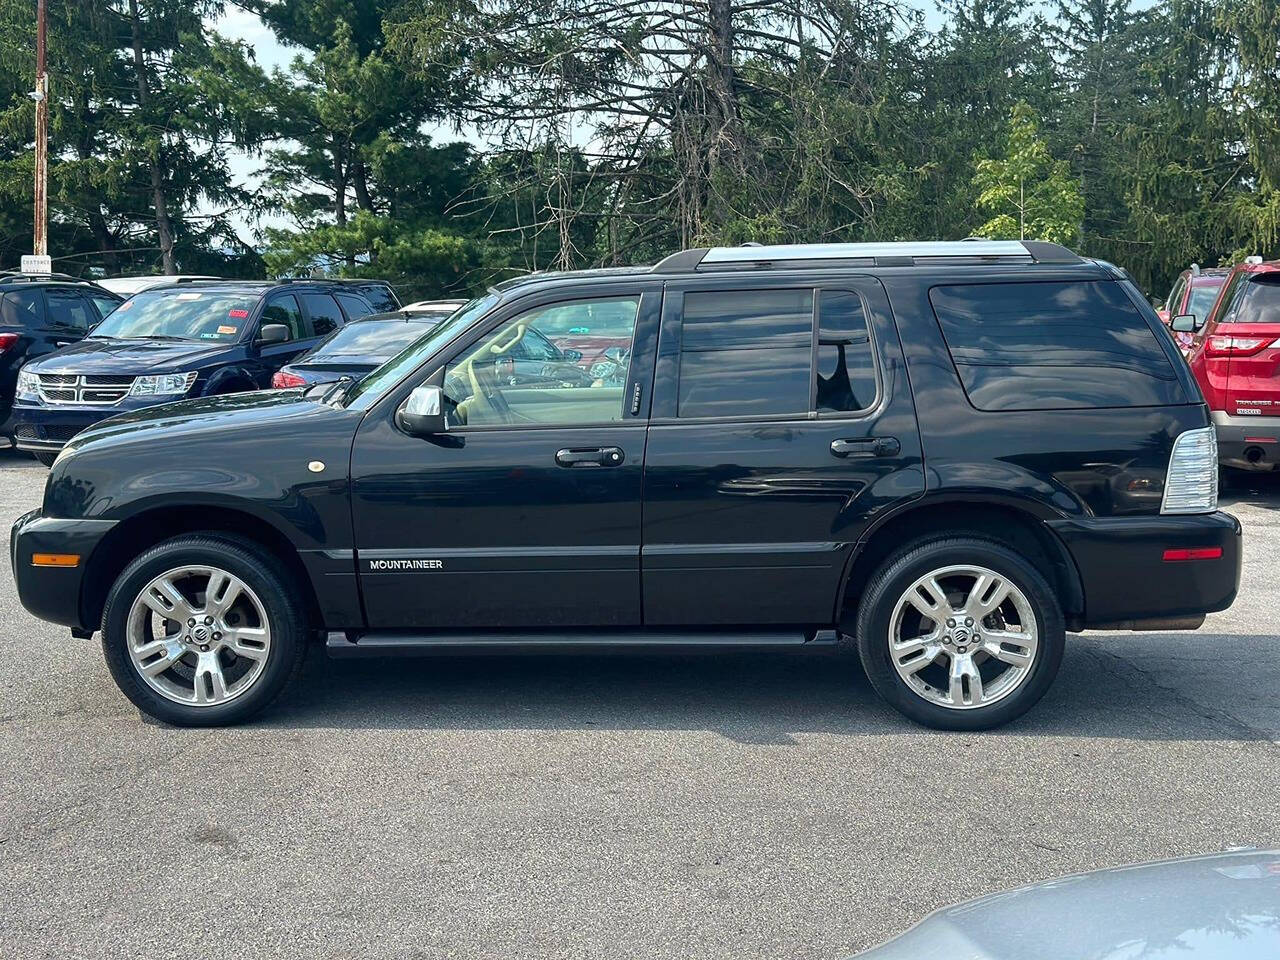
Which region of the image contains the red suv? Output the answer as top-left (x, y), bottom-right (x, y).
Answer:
top-left (1159, 265), bottom-right (1228, 354)
top-left (1177, 257), bottom-right (1280, 471)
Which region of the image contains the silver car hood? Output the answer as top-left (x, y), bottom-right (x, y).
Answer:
top-left (856, 849), bottom-right (1280, 960)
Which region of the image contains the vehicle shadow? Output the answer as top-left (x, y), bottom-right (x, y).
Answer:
top-left (264, 630), bottom-right (1277, 743)
top-left (1221, 468), bottom-right (1280, 510)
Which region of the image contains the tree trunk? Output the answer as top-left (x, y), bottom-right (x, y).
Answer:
top-left (128, 0), bottom-right (176, 274)
top-left (333, 143), bottom-right (347, 227)
top-left (352, 159), bottom-right (376, 213)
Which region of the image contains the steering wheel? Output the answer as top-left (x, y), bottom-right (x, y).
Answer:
top-left (458, 323), bottom-right (526, 424)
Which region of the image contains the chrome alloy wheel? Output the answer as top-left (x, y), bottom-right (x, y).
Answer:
top-left (125, 565), bottom-right (272, 707)
top-left (888, 564), bottom-right (1039, 710)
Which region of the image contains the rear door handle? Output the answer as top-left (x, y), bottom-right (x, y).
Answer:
top-left (556, 446), bottom-right (625, 467)
top-left (830, 437), bottom-right (900, 458)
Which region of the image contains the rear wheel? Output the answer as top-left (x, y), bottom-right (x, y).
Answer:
top-left (101, 535), bottom-right (307, 726)
top-left (855, 536), bottom-right (1064, 730)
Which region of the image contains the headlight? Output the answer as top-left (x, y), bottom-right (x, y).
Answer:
top-left (129, 371), bottom-right (198, 397)
top-left (15, 369), bottom-right (39, 400)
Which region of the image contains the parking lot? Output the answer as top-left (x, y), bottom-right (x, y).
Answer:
top-left (0, 449), bottom-right (1276, 960)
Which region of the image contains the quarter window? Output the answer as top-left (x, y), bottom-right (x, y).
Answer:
top-left (443, 296), bottom-right (640, 427)
top-left (930, 280), bottom-right (1185, 411)
top-left (1, 290), bottom-right (42, 327)
top-left (816, 290), bottom-right (876, 414)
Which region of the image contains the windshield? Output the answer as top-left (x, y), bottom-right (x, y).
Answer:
top-left (1186, 283), bottom-right (1223, 323)
top-left (309, 319), bottom-right (435, 359)
top-left (1229, 274), bottom-right (1280, 324)
top-left (343, 294), bottom-right (499, 408)
top-left (91, 290), bottom-right (258, 342)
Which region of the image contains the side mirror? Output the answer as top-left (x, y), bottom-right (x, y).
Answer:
top-left (561, 348), bottom-right (584, 363)
top-left (1170, 314), bottom-right (1198, 333)
top-left (396, 384), bottom-right (446, 436)
top-left (258, 323), bottom-right (291, 344)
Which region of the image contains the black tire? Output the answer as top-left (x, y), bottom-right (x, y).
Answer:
top-left (854, 536), bottom-right (1065, 731)
top-left (101, 535), bottom-right (307, 726)
top-left (33, 451), bottom-right (58, 467)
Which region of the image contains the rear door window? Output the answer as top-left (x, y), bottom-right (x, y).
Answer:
top-left (45, 289), bottom-right (96, 333)
top-left (673, 287), bottom-right (878, 419)
top-left (300, 293), bottom-right (344, 337)
top-left (929, 280), bottom-right (1186, 411)
top-left (677, 289), bottom-right (812, 418)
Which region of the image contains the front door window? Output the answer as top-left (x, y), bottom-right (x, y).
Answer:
top-left (442, 296), bottom-right (640, 427)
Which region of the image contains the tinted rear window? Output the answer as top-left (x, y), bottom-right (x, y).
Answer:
top-left (930, 280), bottom-right (1185, 411)
top-left (1226, 274), bottom-right (1280, 324)
top-left (677, 289), bottom-right (813, 418)
top-left (310, 319), bottom-right (429, 358)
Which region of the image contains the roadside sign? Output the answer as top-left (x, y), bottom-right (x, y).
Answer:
top-left (20, 254), bottom-right (52, 274)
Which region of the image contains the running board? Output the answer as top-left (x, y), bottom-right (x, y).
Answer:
top-left (326, 629), bottom-right (838, 657)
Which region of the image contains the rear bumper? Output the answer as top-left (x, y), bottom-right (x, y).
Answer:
top-left (10, 509), bottom-right (117, 630)
top-left (1048, 510), bottom-right (1242, 628)
top-left (1213, 410), bottom-right (1280, 471)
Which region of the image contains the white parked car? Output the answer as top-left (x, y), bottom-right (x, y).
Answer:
top-left (400, 298), bottom-right (469, 317)
top-left (96, 275), bottom-right (219, 296)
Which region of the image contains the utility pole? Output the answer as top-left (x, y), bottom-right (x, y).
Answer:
top-left (33, 0), bottom-right (48, 259)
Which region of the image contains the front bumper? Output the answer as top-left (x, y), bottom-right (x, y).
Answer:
top-left (11, 509), bottom-right (117, 630)
top-left (1213, 410), bottom-right (1280, 471)
top-left (10, 395), bottom-right (182, 452)
top-left (1048, 510), bottom-right (1241, 628)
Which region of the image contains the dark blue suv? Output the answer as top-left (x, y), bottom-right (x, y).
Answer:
top-left (12, 279), bottom-right (376, 464)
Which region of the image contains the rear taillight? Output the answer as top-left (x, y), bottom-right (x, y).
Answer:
top-left (1161, 426), bottom-right (1218, 515)
top-left (0, 332), bottom-right (18, 352)
top-left (272, 371), bottom-right (306, 389)
top-left (1205, 335), bottom-right (1279, 357)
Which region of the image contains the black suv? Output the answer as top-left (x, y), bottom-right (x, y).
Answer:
top-left (10, 279), bottom-right (374, 464)
top-left (0, 272), bottom-right (122, 446)
top-left (9, 242), bottom-right (1241, 729)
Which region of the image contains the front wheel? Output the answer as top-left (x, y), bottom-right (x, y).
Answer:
top-left (855, 536), bottom-right (1064, 730)
top-left (33, 451), bottom-right (58, 467)
top-left (101, 535), bottom-right (307, 726)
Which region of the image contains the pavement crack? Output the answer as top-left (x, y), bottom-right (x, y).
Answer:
top-left (1081, 638), bottom-right (1279, 746)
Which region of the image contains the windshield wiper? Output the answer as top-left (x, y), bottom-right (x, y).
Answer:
top-left (322, 375), bottom-right (356, 404)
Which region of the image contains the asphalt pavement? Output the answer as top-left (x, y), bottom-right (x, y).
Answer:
top-left (1, 449), bottom-right (1278, 959)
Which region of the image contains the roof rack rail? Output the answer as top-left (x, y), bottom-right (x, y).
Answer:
top-left (652, 240), bottom-right (1083, 273)
top-left (0, 269), bottom-right (95, 284)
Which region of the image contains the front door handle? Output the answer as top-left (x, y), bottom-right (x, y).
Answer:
top-left (555, 446), bottom-right (625, 467)
top-left (830, 437), bottom-right (900, 458)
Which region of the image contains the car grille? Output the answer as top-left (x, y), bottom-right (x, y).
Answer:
top-left (36, 374), bottom-right (135, 405)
